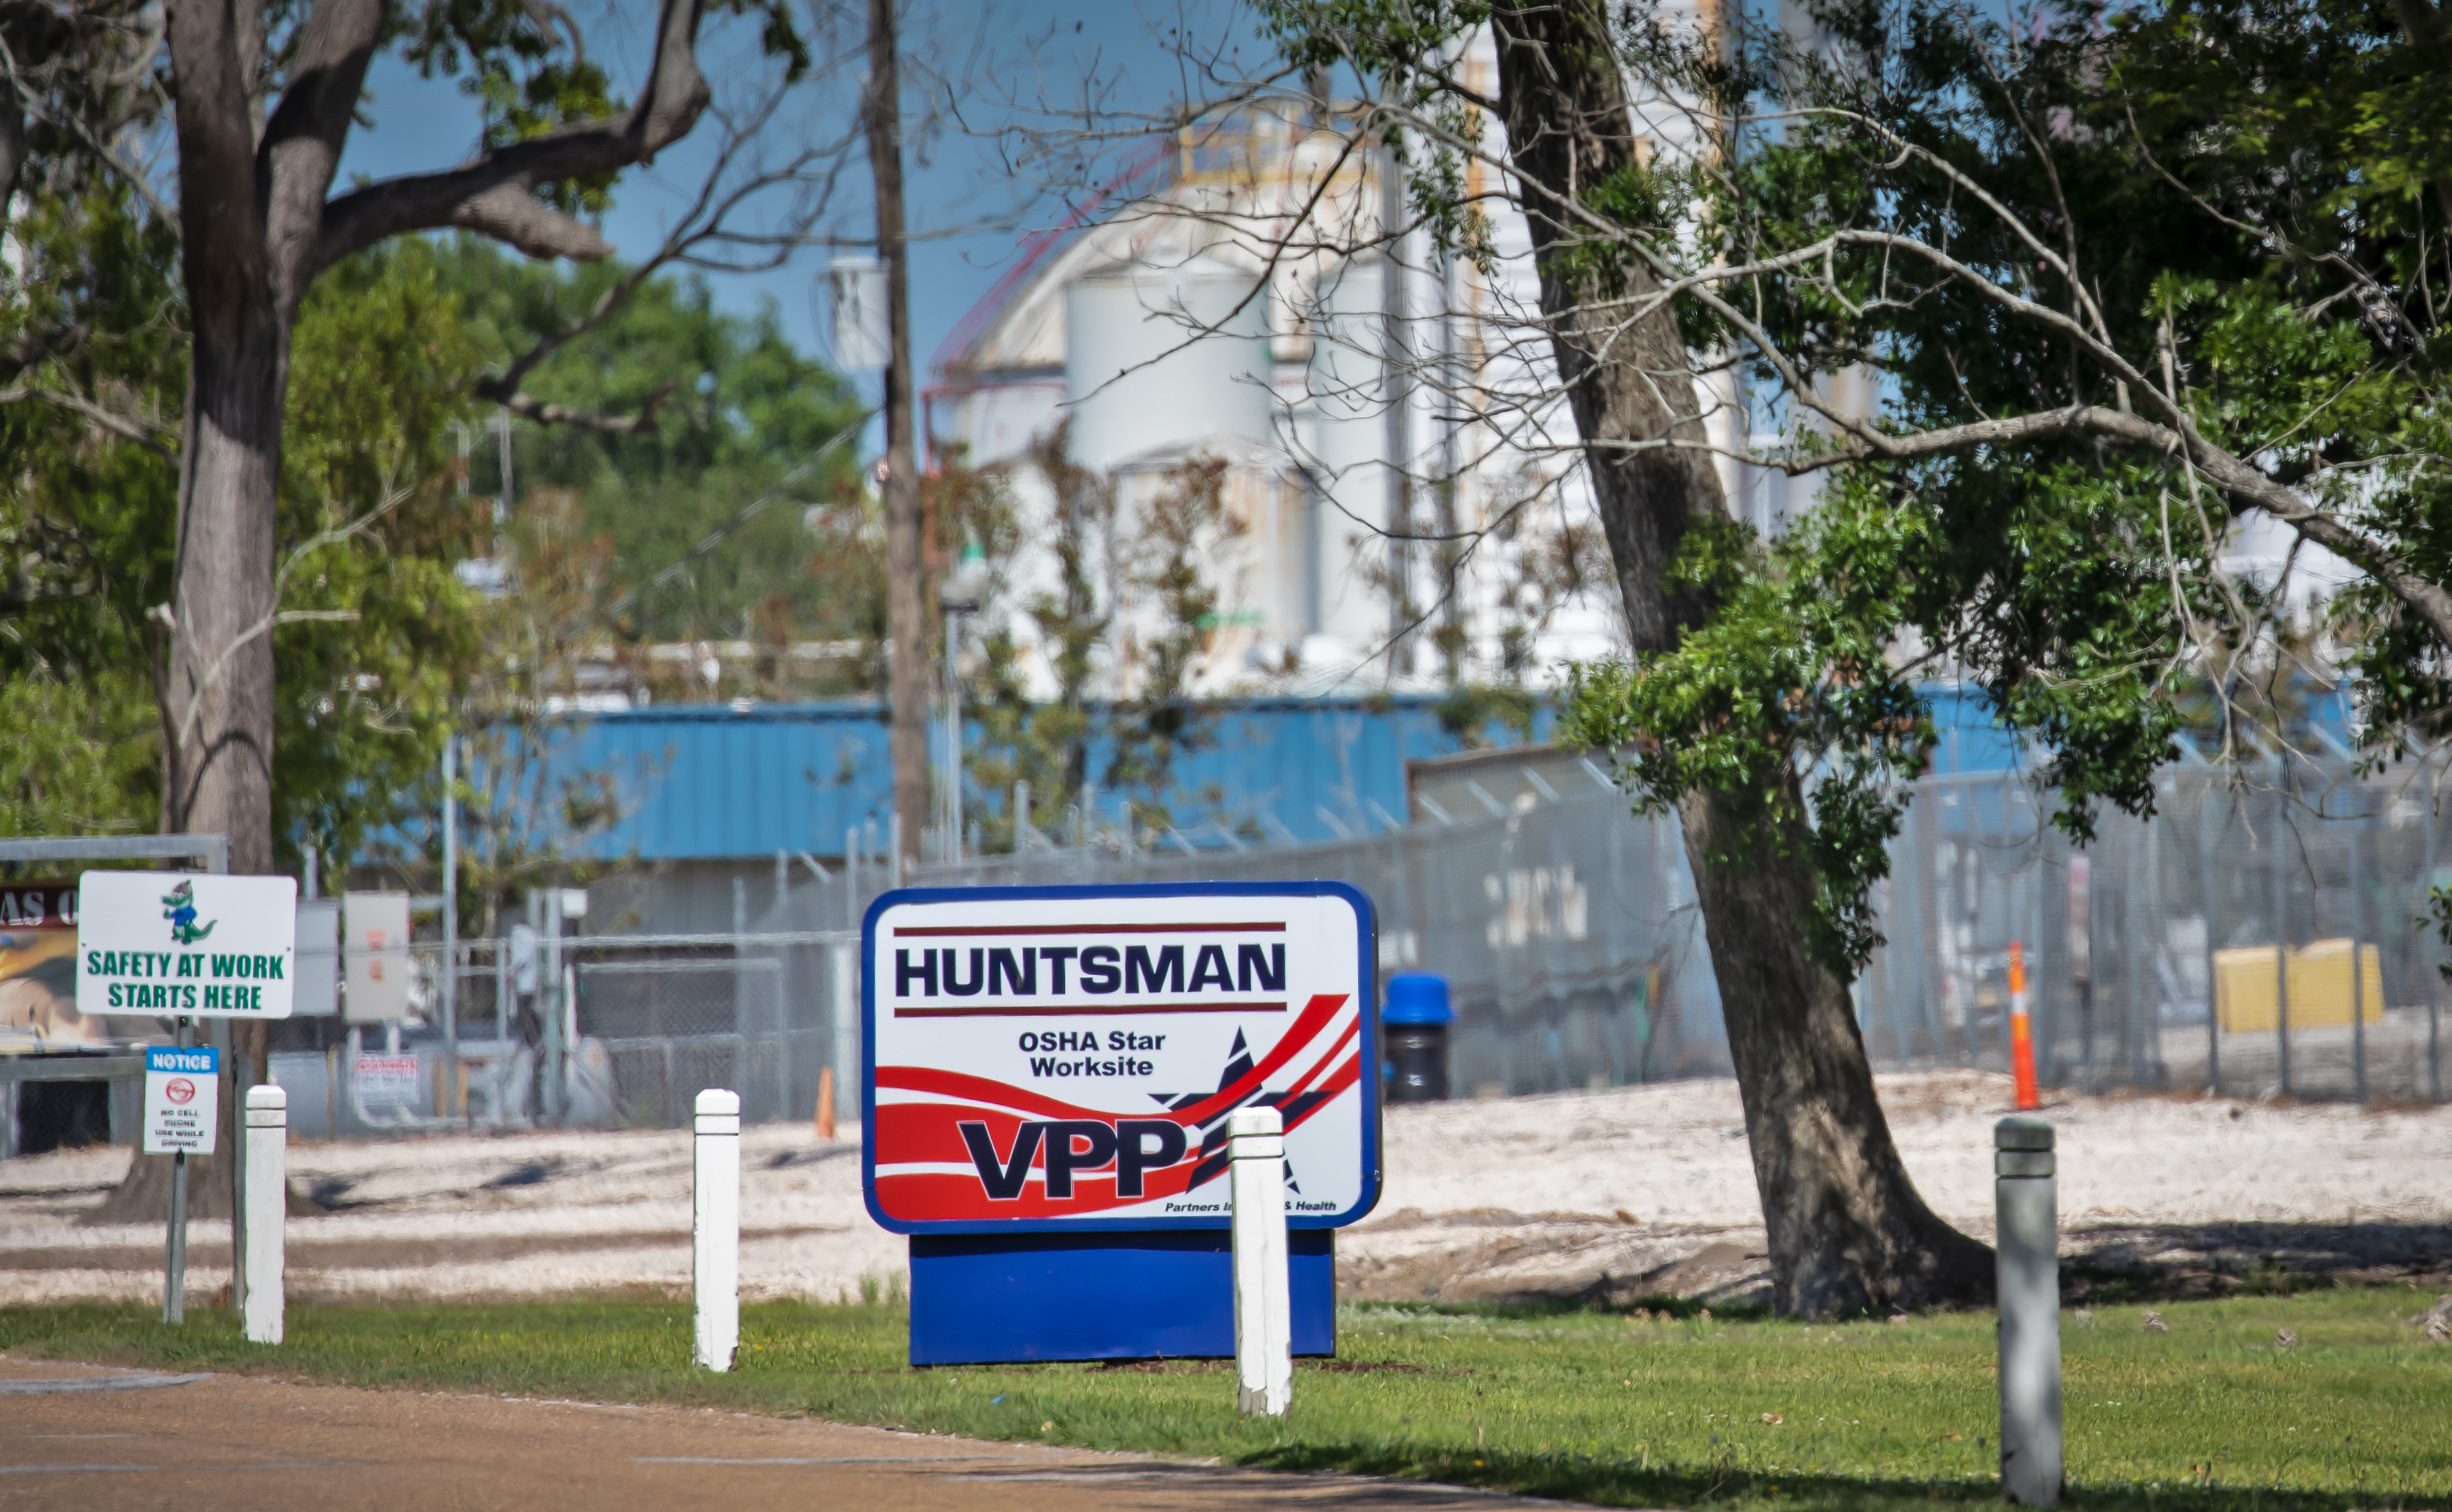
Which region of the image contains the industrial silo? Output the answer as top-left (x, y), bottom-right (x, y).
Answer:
top-left (1064, 254), bottom-right (1273, 473)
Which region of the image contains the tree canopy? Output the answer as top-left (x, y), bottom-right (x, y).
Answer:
top-left (1546, 0), bottom-right (2452, 974)
top-left (0, 207), bottom-right (874, 876)
top-left (436, 237), bottom-right (872, 665)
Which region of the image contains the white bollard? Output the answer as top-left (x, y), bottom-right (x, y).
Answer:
top-left (1996, 1114), bottom-right (2062, 1505)
top-left (1228, 1105), bottom-right (1291, 1418)
top-left (694, 1088), bottom-right (741, 1371)
top-left (242, 1085), bottom-right (287, 1345)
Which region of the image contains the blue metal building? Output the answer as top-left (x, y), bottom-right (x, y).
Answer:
top-left (541, 685), bottom-right (2144, 932)
top-left (555, 695), bottom-right (1566, 864)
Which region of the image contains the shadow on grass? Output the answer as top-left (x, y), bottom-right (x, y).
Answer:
top-left (2060, 1221), bottom-right (2452, 1304)
top-left (1241, 1442), bottom-right (2432, 1512)
top-left (1347, 1295), bottom-right (1773, 1323)
top-left (1362, 1221), bottom-right (2452, 1316)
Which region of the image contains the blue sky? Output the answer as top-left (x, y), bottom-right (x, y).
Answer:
top-left (335, 0), bottom-right (1261, 434)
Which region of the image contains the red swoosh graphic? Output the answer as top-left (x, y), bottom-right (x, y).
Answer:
top-left (1170, 993), bottom-right (1347, 1125)
top-left (1278, 1017), bottom-right (1360, 1104)
top-left (875, 1067), bottom-right (1116, 1123)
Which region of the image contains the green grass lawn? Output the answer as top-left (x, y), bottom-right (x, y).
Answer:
top-left (4, 1289), bottom-right (2446, 1511)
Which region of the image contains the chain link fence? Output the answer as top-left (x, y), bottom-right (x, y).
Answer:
top-left (756, 758), bottom-right (2450, 1112)
top-left (293, 758), bottom-right (2446, 1135)
top-left (275, 930), bottom-right (859, 1136)
top-left (1860, 763), bottom-right (2448, 1104)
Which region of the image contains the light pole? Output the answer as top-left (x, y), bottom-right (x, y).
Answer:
top-left (939, 545), bottom-right (988, 864)
top-left (441, 734), bottom-right (459, 1123)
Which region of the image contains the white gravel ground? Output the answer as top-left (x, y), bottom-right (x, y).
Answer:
top-left (4, 1069), bottom-right (2448, 1307)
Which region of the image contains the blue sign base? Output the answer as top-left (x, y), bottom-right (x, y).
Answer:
top-left (907, 1229), bottom-right (1336, 1365)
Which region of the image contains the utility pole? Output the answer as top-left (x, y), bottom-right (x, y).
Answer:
top-left (490, 410), bottom-right (514, 546)
top-left (1433, 238), bottom-right (1463, 681)
top-left (441, 734), bottom-right (460, 1125)
top-left (866, 0), bottom-right (927, 869)
top-left (940, 547), bottom-right (987, 863)
top-left (1380, 129), bottom-right (1415, 675)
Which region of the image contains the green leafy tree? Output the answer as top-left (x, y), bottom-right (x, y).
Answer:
top-left (1563, 0), bottom-right (2452, 949)
top-left (436, 238), bottom-right (873, 691)
top-left (1, 188), bottom-right (489, 1218)
top-left (278, 240), bottom-right (487, 882)
top-left (2, 0), bottom-right (779, 1218)
top-left (0, 678), bottom-right (159, 841)
top-left (0, 185), bottom-right (482, 870)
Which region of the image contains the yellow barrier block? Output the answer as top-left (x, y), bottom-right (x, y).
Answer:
top-left (2212, 938), bottom-right (2385, 1033)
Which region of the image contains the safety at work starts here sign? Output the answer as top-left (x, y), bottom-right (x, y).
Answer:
top-left (862, 883), bottom-right (1380, 1233)
top-left (75, 871), bottom-right (299, 1019)
top-left (143, 1044), bottom-right (220, 1154)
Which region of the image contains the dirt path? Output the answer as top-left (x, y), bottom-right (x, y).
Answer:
top-left (0, 1361), bottom-right (1538, 1512)
top-left (6, 1069), bottom-right (2450, 1307)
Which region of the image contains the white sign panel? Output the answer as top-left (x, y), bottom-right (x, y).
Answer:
top-left (353, 1053), bottom-right (424, 1111)
top-left (863, 883), bottom-right (1380, 1233)
top-left (295, 898), bottom-right (341, 1016)
top-left (76, 872), bottom-right (299, 1019)
top-left (143, 1044), bottom-right (220, 1154)
top-left (343, 891), bottom-right (413, 1023)
top-left (829, 256), bottom-right (890, 368)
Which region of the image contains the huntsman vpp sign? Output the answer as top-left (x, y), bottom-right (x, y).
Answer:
top-left (862, 883), bottom-right (1379, 1233)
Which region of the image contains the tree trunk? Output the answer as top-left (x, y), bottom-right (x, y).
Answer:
top-left (86, 1145), bottom-right (324, 1225)
top-left (164, 329), bottom-right (284, 876)
top-left (137, 0), bottom-right (297, 1232)
top-left (1683, 781), bottom-right (1993, 1313)
top-left (85, 1149), bottom-right (233, 1226)
top-left (867, 0), bottom-right (929, 868)
top-left (1492, 0), bottom-right (1989, 1315)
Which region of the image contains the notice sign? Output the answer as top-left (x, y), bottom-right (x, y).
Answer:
top-left (76, 872), bottom-right (299, 1019)
top-left (863, 883), bottom-right (1379, 1234)
top-left (353, 1054), bottom-right (424, 1111)
top-left (143, 1045), bottom-right (220, 1153)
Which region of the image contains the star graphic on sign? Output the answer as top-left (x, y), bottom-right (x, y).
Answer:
top-left (1148, 1028), bottom-right (1302, 1194)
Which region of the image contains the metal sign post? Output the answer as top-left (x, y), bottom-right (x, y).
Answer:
top-left (863, 881), bottom-right (1380, 1365)
top-left (166, 1144), bottom-right (188, 1324)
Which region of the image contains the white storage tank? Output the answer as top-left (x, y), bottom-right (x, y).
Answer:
top-left (1065, 254), bottom-right (1273, 473)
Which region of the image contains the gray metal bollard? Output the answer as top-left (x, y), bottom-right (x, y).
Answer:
top-left (1995, 1115), bottom-right (2062, 1505)
top-left (242, 1085), bottom-right (287, 1344)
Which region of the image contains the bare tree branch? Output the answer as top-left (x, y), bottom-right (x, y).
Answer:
top-left (484, 378), bottom-right (682, 434)
top-left (308, 0), bottom-right (710, 279)
top-left (0, 383), bottom-right (176, 457)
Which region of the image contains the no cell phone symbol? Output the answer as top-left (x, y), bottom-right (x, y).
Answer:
top-left (164, 1077), bottom-right (197, 1105)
